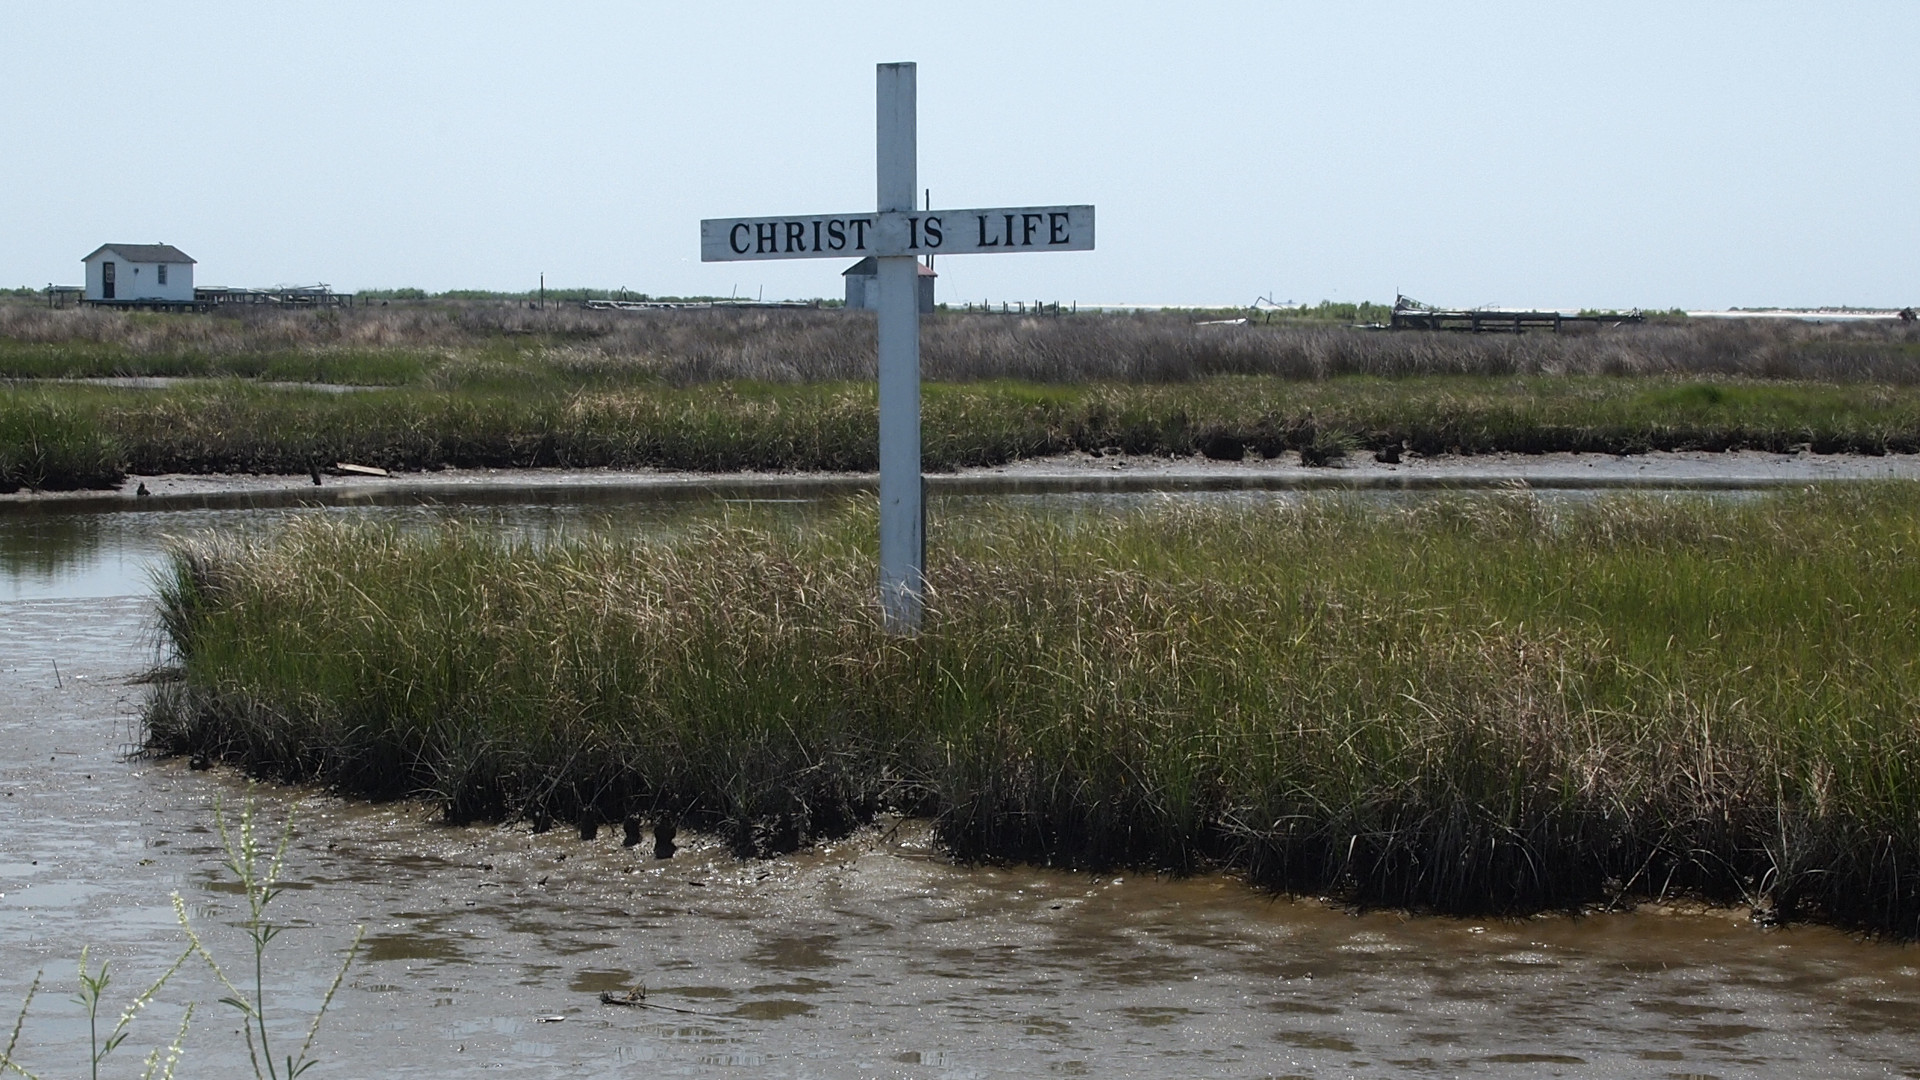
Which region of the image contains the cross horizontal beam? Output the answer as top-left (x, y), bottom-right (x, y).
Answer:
top-left (700, 205), bottom-right (1094, 262)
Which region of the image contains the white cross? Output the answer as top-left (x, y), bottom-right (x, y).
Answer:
top-left (702, 62), bottom-right (1095, 632)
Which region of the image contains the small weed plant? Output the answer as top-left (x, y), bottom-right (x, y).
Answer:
top-left (0, 794), bottom-right (361, 1080)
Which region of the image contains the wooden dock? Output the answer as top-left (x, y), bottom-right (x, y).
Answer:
top-left (78, 297), bottom-right (213, 313)
top-left (194, 286), bottom-right (355, 309)
top-left (580, 299), bottom-right (820, 311)
top-left (1390, 295), bottom-right (1644, 332)
top-left (68, 285), bottom-right (355, 313)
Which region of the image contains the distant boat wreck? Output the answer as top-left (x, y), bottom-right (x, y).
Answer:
top-left (1390, 295), bottom-right (1645, 333)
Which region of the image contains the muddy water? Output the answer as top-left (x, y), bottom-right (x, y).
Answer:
top-left (5, 488), bottom-right (1920, 1078)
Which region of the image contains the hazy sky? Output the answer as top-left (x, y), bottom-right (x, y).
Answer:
top-left (4, 3), bottom-right (1915, 308)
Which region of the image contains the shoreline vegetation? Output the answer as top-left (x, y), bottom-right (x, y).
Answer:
top-left (3, 303), bottom-right (1920, 492)
top-left (149, 488), bottom-right (1920, 936)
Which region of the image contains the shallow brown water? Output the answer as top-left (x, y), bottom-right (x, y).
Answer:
top-left (5, 492), bottom-right (1920, 1077)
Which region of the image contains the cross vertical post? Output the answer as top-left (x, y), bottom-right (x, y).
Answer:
top-left (875, 61), bottom-right (923, 633)
top-left (698, 64), bottom-right (1093, 633)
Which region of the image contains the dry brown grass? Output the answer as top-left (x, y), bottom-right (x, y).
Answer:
top-left (5, 300), bottom-right (1918, 384)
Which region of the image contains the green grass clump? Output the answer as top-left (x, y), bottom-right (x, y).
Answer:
top-left (149, 486), bottom-right (1920, 934)
top-left (0, 392), bottom-right (121, 492)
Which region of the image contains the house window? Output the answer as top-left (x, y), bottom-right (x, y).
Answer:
top-left (157, 264), bottom-right (168, 285)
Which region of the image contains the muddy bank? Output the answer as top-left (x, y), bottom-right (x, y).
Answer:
top-left (8, 448), bottom-right (1920, 514)
top-left (10, 481), bottom-right (1920, 1075)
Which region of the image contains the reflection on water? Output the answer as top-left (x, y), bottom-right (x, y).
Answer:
top-left (0, 513), bottom-right (122, 599)
top-left (0, 494), bottom-right (829, 601)
top-left (0, 483), bottom-right (1759, 603)
top-left (4, 481), bottom-right (1918, 1077)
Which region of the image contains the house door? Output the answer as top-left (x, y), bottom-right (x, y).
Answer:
top-left (102, 262), bottom-right (115, 299)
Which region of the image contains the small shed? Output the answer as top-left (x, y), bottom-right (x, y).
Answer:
top-left (82, 244), bottom-right (196, 303)
top-left (842, 258), bottom-right (936, 313)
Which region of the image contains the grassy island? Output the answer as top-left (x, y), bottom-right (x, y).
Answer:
top-left (4, 302), bottom-right (1920, 491)
top-left (148, 486), bottom-right (1920, 935)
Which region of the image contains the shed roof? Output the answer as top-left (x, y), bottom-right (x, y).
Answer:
top-left (83, 244), bottom-right (196, 264)
top-left (842, 257), bottom-right (936, 277)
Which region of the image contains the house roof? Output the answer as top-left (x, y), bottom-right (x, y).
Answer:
top-left (842, 257), bottom-right (936, 277)
top-left (83, 244), bottom-right (196, 264)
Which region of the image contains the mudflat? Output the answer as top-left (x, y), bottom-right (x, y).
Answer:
top-left (8, 594), bottom-right (1920, 1078)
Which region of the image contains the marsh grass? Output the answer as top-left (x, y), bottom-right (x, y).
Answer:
top-left (5, 302), bottom-right (1920, 386)
top-left (147, 486), bottom-right (1920, 934)
top-left (0, 394), bottom-right (122, 492)
top-left (5, 300), bottom-right (1920, 491)
top-left (8, 373), bottom-right (1920, 491)
top-left (0, 341), bottom-right (433, 385)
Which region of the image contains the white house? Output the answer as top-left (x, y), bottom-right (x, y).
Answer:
top-left (82, 244), bottom-right (196, 303)
top-left (842, 257), bottom-right (936, 313)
